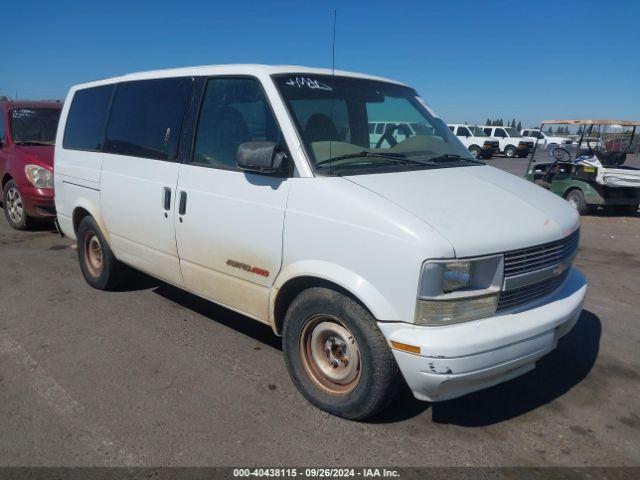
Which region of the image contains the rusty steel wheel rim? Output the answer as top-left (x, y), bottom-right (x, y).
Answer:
top-left (83, 231), bottom-right (103, 278)
top-left (299, 314), bottom-right (361, 396)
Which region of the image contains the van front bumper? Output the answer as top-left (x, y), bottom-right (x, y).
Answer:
top-left (377, 267), bottom-right (587, 402)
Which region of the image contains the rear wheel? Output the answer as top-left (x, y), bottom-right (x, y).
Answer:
top-left (504, 145), bottom-right (517, 158)
top-left (565, 189), bottom-right (591, 215)
top-left (3, 180), bottom-right (33, 230)
top-left (77, 216), bottom-right (129, 290)
top-left (282, 287), bottom-right (400, 420)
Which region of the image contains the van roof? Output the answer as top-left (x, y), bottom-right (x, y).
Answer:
top-left (69, 64), bottom-right (408, 90)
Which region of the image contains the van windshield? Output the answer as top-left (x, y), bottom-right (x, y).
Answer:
top-left (10, 108), bottom-right (61, 145)
top-left (273, 74), bottom-right (480, 175)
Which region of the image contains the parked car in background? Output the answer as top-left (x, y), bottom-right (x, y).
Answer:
top-left (55, 65), bottom-right (586, 420)
top-left (481, 126), bottom-right (533, 157)
top-left (0, 99), bottom-right (62, 230)
top-left (521, 128), bottom-right (575, 150)
top-left (447, 124), bottom-right (499, 158)
top-left (368, 121), bottom-right (435, 148)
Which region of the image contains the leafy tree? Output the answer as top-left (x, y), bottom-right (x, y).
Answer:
top-left (548, 126), bottom-right (554, 134)
top-left (486, 117), bottom-right (491, 126)
top-left (517, 121), bottom-right (522, 130)
top-left (510, 118), bottom-right (516, 128)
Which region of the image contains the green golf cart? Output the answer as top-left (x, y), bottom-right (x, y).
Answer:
top-left (524, 119), bottom-right (640, 214)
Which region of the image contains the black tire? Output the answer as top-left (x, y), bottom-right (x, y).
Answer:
top-left (77, 216), bottom-right (129, 290)
top-left (468, 145), bottom-right (481, 159)
top-left (282, 287), bottom-right (401, 420)
top-left (504, 145), bottom-right (517, 158)
top-left (565, 189), bottom-right (591, 215)
top-left (3, 180), bottom-right (34, 230)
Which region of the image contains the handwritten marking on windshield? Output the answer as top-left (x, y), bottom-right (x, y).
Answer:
top-left (285, 77), bottom-right (333, 91)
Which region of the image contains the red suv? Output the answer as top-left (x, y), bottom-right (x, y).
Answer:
top-left (0, 99), bottom-right (62, 230)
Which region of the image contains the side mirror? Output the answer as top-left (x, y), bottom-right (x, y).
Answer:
top-left (236, 142), bottom-right (287, 174)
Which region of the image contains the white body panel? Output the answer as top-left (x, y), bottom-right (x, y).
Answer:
top-left (54, 64), bottom-right (587, 404)
top-left (175, 166), bottom-right (290, 322)
top-left (100, 154), bottom-right (183, 285)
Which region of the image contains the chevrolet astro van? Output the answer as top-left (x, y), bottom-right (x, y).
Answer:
top-left (54, 65), bottom-right (587, 420)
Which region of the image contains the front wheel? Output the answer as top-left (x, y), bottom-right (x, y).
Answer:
top-left (504, 146), bottom-right (517, 158)
top-left (282, 287), bottom-right (401, 420)
top-left (3, 180), bottom-right (33, 230)
top-left (565, 189), bottom-right (591, 215)
top-left (468, 145), bottom-right (481, 159)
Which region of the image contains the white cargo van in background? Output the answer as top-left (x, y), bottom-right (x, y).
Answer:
top-left (482, 125), bottom-right (535, 157)
top-left (448, 124), bottom-right (499, 158)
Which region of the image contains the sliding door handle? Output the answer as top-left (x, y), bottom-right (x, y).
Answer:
top-left (163, 187), bottom-right (172, 211)
top-left (178, 191), bottom-right (187, 216)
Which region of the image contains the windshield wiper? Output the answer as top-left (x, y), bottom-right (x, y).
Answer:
top-left (315, 151), bottom-right (436, 167)
top-left (428, 154), bottom-right (484, 164)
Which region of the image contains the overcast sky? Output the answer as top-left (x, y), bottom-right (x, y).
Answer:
top-left (2, 0), bottom-right (638, 127)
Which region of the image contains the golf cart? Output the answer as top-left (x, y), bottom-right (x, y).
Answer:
top-left (524, 119), bottom-right (640, 214)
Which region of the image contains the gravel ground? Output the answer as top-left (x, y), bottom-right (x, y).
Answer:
top-left (0, 161), bottom-right (639, 467)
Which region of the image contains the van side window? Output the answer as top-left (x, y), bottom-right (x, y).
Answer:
top-left (448, 125), bottom-right (454, 132)
top-left (192, 77), bottom-right (282, 171)
top-left (495, 128), bottom-right (507, 138)
top-left (457, 126), bottom-right (470, 137)
top-left (483, 128), bottom-right (492, 136)
top-left (104, 78), bottom-right (192, 161)
top-left (63, 85), bottom-right (114, 151)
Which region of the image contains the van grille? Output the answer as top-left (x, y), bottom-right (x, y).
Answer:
top-left (503, 229), bottom-right (580, 277)
top-left (497, 269), bottom-right (570, 312)
top-left (496, 230), bottom-right (580, 312)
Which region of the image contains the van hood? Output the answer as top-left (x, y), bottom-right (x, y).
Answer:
top-left (15, 145), bottom-right (54, 169)
top-left (344, 165), bottom-right (579, 257)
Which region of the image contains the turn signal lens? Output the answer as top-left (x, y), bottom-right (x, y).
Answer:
top-left (390, 341), bottom-right (421, 355)
top-left (416, 294), bottom-right (498, 326)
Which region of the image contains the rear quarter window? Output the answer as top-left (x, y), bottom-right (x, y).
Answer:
top-left (63, 85), bottom-right (114, 151)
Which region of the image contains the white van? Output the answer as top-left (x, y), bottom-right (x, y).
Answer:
top-left (55, 65), bottom-right (587, 420)
top-left (447, 124), bottom-right (499, 158)
top-left (368, 121), bottom-right (435, 148)
top-left (481, 125), bottom-right (535, 157)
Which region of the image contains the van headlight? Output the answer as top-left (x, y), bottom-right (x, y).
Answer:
top-left (416, 255), bottom-right (504, 325)
top-left (25, 165), bottom-right (53, 189)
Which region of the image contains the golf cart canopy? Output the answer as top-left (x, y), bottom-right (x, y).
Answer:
top-left (541, 119), bottom-right (640, 126)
